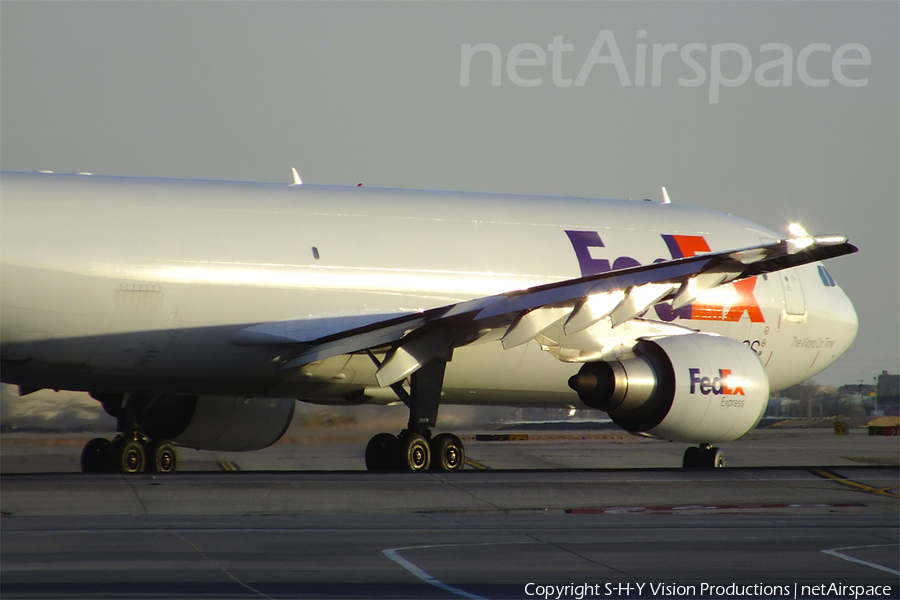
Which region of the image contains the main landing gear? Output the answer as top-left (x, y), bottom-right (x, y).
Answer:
top-left (81, 435), bottom-right (178, 473)
top-left (365, 431), bottom-right (465, 472)
top-left (364, 354), bottom-right (466, 472)
top-left (80, 393), bottom-right (179, 473)
top-left (682, 444), bottom-right (724, 468)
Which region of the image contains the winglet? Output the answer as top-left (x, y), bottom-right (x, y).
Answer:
top-left (662, 186), bottom-right (671, 204)
top-left (291, 168), bottom-right (303, 186)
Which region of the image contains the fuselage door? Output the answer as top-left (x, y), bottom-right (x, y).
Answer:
top-left (780, 268), bottom-right (806, 316)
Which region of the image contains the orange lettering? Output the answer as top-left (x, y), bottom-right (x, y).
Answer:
top-left (691, 302), bottom-right (724, 320)
top-left (672, 235), bottom-right (711, 258)
top-left (724, 278), bottom-right (765, 323)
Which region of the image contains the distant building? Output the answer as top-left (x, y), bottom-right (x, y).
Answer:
top-left (876, 371), bottom-right (899, 416)
top-left (839, 383), bottom-right (875, 397)
top-left (878, 371), bottom-right (899, 398)
top-left (765, 397), bottom-right (789, 417)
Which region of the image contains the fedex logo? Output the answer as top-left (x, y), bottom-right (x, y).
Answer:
top-left (661, 234), bottom-right (711, 259)
top-left (689, 368), bottom-right (745, 396)
top-left (565, 230), bottom-right (765, 323)
top-left (564, 230), bottom-right (642, 276)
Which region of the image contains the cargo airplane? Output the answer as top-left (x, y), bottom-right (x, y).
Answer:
top-left (0, 172), bottom-right (858, 472)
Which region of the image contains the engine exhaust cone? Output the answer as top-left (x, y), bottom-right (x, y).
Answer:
top-left (569, 362), bottom-right (623, 410)
top-left (567, 372), bottom-right (597, 393)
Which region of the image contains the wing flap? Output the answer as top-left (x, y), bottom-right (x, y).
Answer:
top-left (502, 306), bottom-right (573, 349)
top-left (608, 283), bottom-right (678, 327)
top-left (374, 327), bottom-right (454, 387)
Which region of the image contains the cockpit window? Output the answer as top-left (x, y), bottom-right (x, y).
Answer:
top-left (817, 265), bottom-right (836, 287)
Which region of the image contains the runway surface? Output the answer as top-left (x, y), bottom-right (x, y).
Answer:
top-left (2, 426), bottom-right (898, 473)
top-left (2, 430), bottom-right (898, 599)
top-left (2, 509), bottom-right (898, 599)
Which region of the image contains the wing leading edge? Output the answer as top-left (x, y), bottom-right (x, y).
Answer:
top-left (231, 235), bottom-right (856, 387)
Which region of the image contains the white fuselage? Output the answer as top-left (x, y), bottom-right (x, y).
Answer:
top-left (0, 173), bottom-right (858, 408)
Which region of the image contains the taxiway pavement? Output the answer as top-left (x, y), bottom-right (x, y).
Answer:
top-left (2, 428), bottom-right (898, 599)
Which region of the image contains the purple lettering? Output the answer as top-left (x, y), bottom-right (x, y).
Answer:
top-left (689, 368), bottom-right (702, 394)
top-left (655, 302), bottom-right (693, 322)
top-left (565, 230), bottom-right (610, 276)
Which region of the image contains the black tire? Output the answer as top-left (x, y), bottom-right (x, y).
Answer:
top-left (147, 440), bottom-right (178, 473)
top-left (400, 433), bottom-right (431, 471)
top-left (81, 438), bottom-right (112, 473)
top-left (365, 433), bottom-right (399, 471)
top-left (682, 446), bottom-right (700, 468)
top-left (430, 433), bottom-right (465, 471)
top-left (113, 438), bottom-right (146, 473)
top-left (706, 447), bottom-right (724, 468)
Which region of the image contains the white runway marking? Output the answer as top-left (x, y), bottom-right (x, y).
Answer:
top-left (383, 546), bottom-right (489, 600)
top-left (383, 541), bottom-right (533, 600)
top-left (821, 544), bottom-right (900, 576)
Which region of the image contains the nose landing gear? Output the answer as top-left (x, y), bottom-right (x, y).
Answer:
top-left (683, 444), bottom-right (724, 468)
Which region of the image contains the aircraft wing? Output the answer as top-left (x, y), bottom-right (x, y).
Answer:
top-left (231, 235), bottom-right (856, 387)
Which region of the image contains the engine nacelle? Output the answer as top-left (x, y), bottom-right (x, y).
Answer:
top-left (122, 394), bottom-right (295, 451)
top-left (569, 333), bottom-right (768, 443)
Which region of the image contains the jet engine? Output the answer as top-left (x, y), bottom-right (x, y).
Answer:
top-left (105, 394), bottom-right (296, 451)
top-left (568, 333), bottom-right (768, 443)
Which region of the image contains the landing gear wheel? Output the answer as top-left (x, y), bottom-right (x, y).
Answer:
top-left (365, 433), bottom-right (400, 471)
top-left (682, 446), bottom-right (700, 469)
top-left (113, 438), bottom-right (146, 473)
top-left (430, 433), bottom-right (465, 471)
top-left (683, 445), bottom-right (724, 469)
top-left (704, 447), bottom-right (724, 468)
top-left (147, 440), bottom-right (178, 473)
top-left (81, 438), bottom-right (113, 473)
top-left (400, 433), bottom-right (431, 471)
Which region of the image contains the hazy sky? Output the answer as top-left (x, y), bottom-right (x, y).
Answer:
top-left (1, 1), bottom-right (897, 387)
